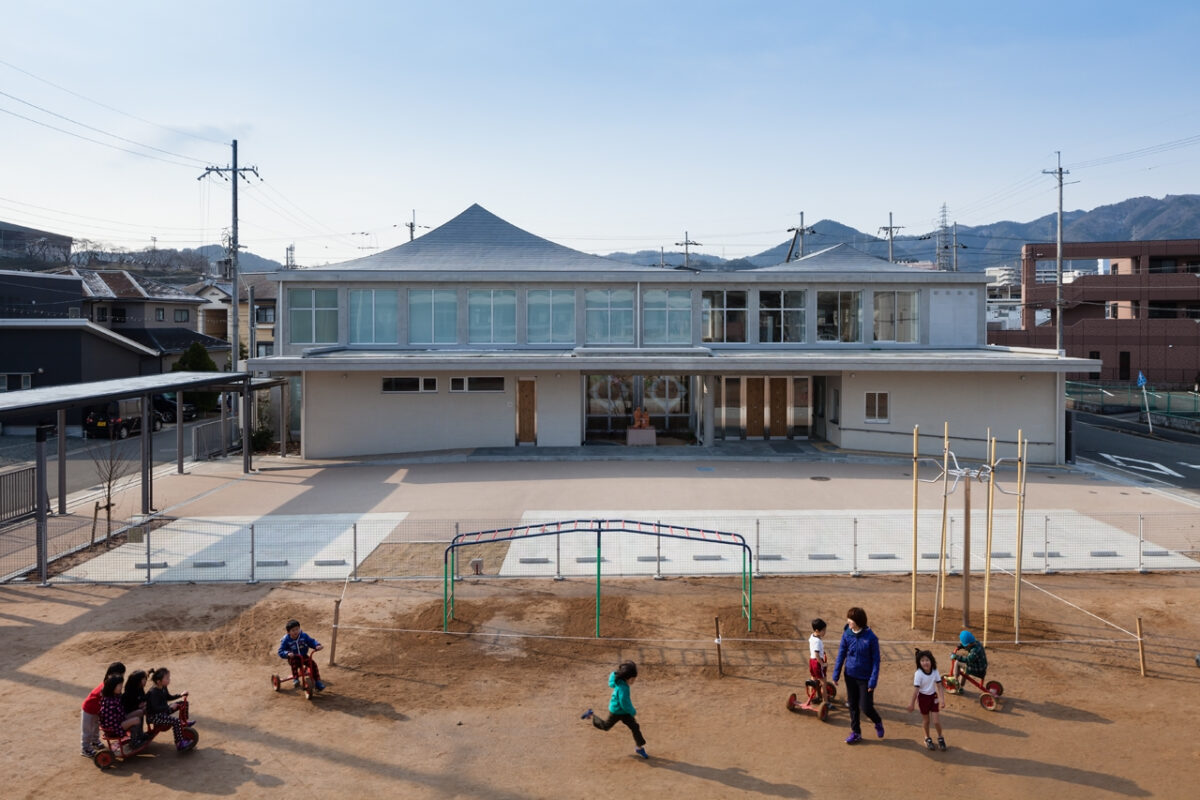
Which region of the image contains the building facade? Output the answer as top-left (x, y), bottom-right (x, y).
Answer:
top-left (251, 205), bottom-right (1093, 463)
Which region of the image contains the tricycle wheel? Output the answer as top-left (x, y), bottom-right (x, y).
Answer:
top-left (271, 674), bottom-right (281, 692)
top-left (180, 728), bottom-right (199, 750)
top-left (301, 672), bottom-right (315, 700)
top-left (984, 680), bottom-right (1004, 698)
top-left (980, 693), bottom-right (998, 711)
top-left (93, 749), bottom-right (115, 769)
top-left (825, 682), bottom-right (837, 700)
top-left (818, 702), bottom-right (829, 721)
top-left (786, 692), bottom-right (797, 712)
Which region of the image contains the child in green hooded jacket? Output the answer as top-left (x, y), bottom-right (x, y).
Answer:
top-left (581, 660), bottom-right (648, 759)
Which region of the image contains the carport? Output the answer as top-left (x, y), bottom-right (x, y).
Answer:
top-left (0, 372), bottom-right (262, 583)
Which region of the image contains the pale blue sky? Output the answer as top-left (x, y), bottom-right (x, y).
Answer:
top-left (3, 1), bottom-right (1199, 264)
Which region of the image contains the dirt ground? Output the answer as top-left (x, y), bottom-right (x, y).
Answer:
top-left (6, 568), bottom-right (1200, 799)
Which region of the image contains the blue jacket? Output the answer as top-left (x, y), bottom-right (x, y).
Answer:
top-left (279, 631), bottom-right (320, 659)
top-left (832, 625), bottom-right (881, 689)
top-left (607, 672), bottom-right (636, 716)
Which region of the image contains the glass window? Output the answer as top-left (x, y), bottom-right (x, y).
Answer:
top-left (449, 376), bottom-right (505, 392)
top-left (155, 308), bottom-right (165, 321)
top-left (96, 307), bottom-right (108, 322)
top-left (873, 291), bottom-right (918, 342)
top-left (255, 306), bottom-right (276, 323)
top-left (112, 308), bottom-right (127, 324)
top-left (758, 290), bottom-right (806, 343)
top-left (527, 289), bottom-right (576, 344)
top-left (702, 290), bottom-right (747, 343)
top-left (643, 289), bottom-right (691, 345)
top-left (349, 289), bottom-right (399, 344)
top-left (468, 290), bottom-right (517, 344)
top-left (409, 289), bottom-right (458, 344)
top-left (585, 289), bottom-right (634, 344)
top-left (382, 376), bottom-right (437, 393)
top-left (288, 288), bottom-right (339, 344)
top-left (174, 309), bottom-right (190, 323)
top-left (865, 391), bottom-right (889, 423)
top-left (816, 291), bottom-right (861, 342)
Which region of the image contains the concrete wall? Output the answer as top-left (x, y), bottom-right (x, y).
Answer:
top-left (528, 372), bottom-right (583, 446)
top-left (835, 371), bottom-right (1059, 463)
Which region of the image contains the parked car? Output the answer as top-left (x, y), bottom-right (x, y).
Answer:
top-left (152, 393), bottom-right (198, 422)
top-left (84, 399), bottom-right (161, 439)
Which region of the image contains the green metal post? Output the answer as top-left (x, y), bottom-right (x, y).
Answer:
top-left (595, 528), bottom-right (602, 638)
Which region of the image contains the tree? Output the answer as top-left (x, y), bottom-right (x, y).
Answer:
top-left (89, 437), bottom-right (133, 546)
top-left (172, 342), bottom-right (219, 411)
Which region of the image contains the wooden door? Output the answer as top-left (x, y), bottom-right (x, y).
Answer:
top-left (769, 378), bottom-right (788, 438)
top-left (517, 379), bottom-right (536, 444)
top-left (745, 378), bottom-right (765, 438)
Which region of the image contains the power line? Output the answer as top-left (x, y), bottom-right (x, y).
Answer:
top-left (0, 105), bottom-right (200, 169)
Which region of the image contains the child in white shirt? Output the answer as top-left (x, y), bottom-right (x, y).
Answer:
top-left (906, 648), bottom-right (947, 750)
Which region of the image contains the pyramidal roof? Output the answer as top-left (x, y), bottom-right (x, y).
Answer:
top-left (315, 204), bottom-right (649, 272)
top-left (749, 243), bottom-right (929, 273)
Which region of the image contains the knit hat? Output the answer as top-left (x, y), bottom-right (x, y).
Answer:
top-left (959, 630), bottom-right (977, 647)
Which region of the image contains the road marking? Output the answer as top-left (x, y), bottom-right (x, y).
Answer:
top-left (1099, 453), bottom-right (1184, 478)
top-left (1180, 462), bottom-right (1200, 471)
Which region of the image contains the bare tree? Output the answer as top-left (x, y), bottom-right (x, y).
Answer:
top-left (88, 435), bottom-right (133, 546)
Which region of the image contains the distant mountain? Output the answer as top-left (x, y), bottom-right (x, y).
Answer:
top-left (600, 194), bottom-right (1200, 272)
top-left (190, 245), bottom-right (284, 273)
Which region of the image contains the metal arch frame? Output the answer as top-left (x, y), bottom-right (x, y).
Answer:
top-left (444, 518), bottom-right (752, 636)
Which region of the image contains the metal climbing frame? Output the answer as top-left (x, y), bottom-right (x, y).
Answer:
top-left (443, 518), bottom-right (752, 636)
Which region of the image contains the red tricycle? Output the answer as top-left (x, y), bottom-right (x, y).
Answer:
top-left (943, 651), bottom-right (1005, 711)
top-left (93, 697), bottom-right (198, 769)
top-left (786, 678), bottom-right (838, 721)
top-left (272, 653), bottom-right (320, 700)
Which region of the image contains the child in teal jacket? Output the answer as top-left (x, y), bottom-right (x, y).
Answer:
top-left (581, 661), bottom-right (648, 759)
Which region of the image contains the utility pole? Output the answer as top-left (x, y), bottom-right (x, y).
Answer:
top-left (285, 243), bottom-right (295, 269)
top-left (953, 222), bottom-right (959, 272)
top-left (200, 139), bottom-right (259, 372)
top-left (878, 212), bottom-right (903, 262)
top-left (675, 231), bottom-right (701, 270)
top-left (785, 212), bottom-right (816, 262)
top-left (1043, 152), bottom-right (1070, 354)
top-left (405, 209), bottom-right (429, 242)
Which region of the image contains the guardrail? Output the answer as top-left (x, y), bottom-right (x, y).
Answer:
top-left (0, 466), bottom-right (36, 525)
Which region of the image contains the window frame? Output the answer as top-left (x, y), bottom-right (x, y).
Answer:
top-left (288, 288), bottom-right (339, 345)
top-left (382, 376), bottom-right (439, 394)
top-left (865, 391), bottom-right (890, 423)
top-left (816, 291), bottom-right (862, 343)
top-left (642, 288), bottom-right (691, 345)
top-left (173, 308), bottom-right (190, 323)
top-left (701, 290), bottom-right (747, 343)
top-left (467, 289), bottom-right (517, 344)
top-left (349, 288), bottom-right (399, 345)
top-left (758, 289), bottom-right (806, 343)
top-left (872, 290), bottom-right (919, 343)
top-left (449, 376), bottom-right (506, 393)
top-left (584, 288), bottom-right (635, 345)
top-left (526, 289), bottom-right (576, 344)
top-left (408, 289), bottom-right (458, 345)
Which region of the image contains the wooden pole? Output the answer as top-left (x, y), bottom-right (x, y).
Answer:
top-left (714, 617), bottom-right (724, 677)
top-left (329, 598), bottom-right (341, 667)
top-left (938, 422), bottom-right (950, 609)
top-left (1136, 617), bottom-right (1146, 677)
top-left (984, 436), bottom-right (996, 647)
top-left (912, 425), bottom-right (919, 629)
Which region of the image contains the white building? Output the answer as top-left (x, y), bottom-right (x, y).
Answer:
top-left (250, 205), bottom-right (1094, 463)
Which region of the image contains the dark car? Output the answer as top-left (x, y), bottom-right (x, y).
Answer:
top-left (84, 399), bottom-right (161, 439)
top-left (152, 393), bottom-right (198, 422)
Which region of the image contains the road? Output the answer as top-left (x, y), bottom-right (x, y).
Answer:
top-left (1073, 411), bottom-right (1200, 490)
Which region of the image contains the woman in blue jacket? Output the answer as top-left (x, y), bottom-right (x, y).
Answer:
top-left (831, 606), bottom-right (883, 744)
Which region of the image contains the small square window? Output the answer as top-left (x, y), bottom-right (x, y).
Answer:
top-left (865, 391), bottom-right (889, 423)
top-left (174, 309), bottom-right (190, 323)
top-left (112, 308), bottom-right (127, 323)
top-left (155, 308), bottom-right (165, 321)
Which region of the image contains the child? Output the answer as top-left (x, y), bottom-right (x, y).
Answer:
top-left (145, 667), bottom-right (195, 752)
top-left (98, 674), bottom-right (144, 753)
top-left (808, 618), bottom-right (828, 702)
top-left (81, 661), bottom-right (124, 757)
top-left (580, 660), bottom-right (648, 759)
top-left (121, 669), bottom-right (149, 739)
top-left (949, 629), bottom-right (988, 690)
top-left (278, 619), bottom-right (326, 691)
top-left (907, 649), bottom-right (947, 751)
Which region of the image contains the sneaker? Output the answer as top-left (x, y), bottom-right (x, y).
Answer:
top-left (580, 708), bottom-right (594, 720)
top-left (875, 722), bottom-right (885, 739)
top-left (845, 732), bottom-right (862, 745)
top-left (177, 739), bottom-right (196, 752)
top-left (293, 680), bottom-right (300, 689)
top-left (315, 680), bottom-right (326, 691)
top-left (925, 737), bottom-right (936, 751)
top-left (938, 737), bottom-right (947, 751)
top-left (81, 748), bottom-right (96, 758)
top-left (184, 719), bottom-right (197, 727)
top-left (635, 747), bottom-right (649, 759)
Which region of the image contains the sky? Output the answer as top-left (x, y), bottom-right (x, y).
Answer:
top-left (3, 1), bottom-right (1200, 266)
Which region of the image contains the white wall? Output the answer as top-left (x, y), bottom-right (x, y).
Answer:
top-left (836, 371), bottom-right (1058, 463)
top-left (928, 288), bottom-right (980, 346)
top-left (530, 372), bottom-right (583, 446)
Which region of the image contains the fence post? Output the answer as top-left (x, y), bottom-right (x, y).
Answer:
top-left (248, 523), bottom-right (257, 584)
top-left (1043, 515), bottom-right (1050, 574)
top-left (554, 533), bottom-right (564, 581)
top-left (1138, 514), bottom-right (1145, 574)
top-left (851, 517), bottom-right (860, 577)
top-left (144, 521), bottom-right (153, 586)
top-left (654, 526), bottom-right (664, 581)
top-left (352, 522), bottom-right (359, 581)
top-left (753, 518), bottom-right (762, 578)
top-left (947, 517), bottom-right (955, 575)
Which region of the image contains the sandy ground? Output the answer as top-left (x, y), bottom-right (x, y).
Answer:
top-left (4, 455), bottom-right (1200, 798)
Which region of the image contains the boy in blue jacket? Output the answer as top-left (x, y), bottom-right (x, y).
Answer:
top-left (581, 660), bottom-right (648, 759)
top-left (278, 619), bottom-right (325, 691)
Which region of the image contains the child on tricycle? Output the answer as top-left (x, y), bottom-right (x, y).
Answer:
top-left (276, 619), bottom-right (326, 695)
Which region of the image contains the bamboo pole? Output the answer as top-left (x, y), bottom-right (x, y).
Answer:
top-left (715, 617), bottom-right (724, 677)
top-left (329, 598), bottom-right (341, 666)
top-left (938, 422), bottom-right (950, 610)
top-left (1014, 431), bottom-right (1026, 645)
top-left (912, 424), bottom-right (919, 629)
top-left (1136, 617), bottom-right (1146, 677)
top-left (984, 436), bottom-right (996, 647)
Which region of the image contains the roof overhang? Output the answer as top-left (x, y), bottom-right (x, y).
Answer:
top-left (0, 318), bottom-right (160, 357)
top-left (0, 371), bottom-right (251, 419)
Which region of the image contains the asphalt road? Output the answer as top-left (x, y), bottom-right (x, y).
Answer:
top-left (1073, 411), bottom-right (1200, 490)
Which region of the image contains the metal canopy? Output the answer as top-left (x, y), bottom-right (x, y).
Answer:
top-left (0, 371), bottom-right (250, 419)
